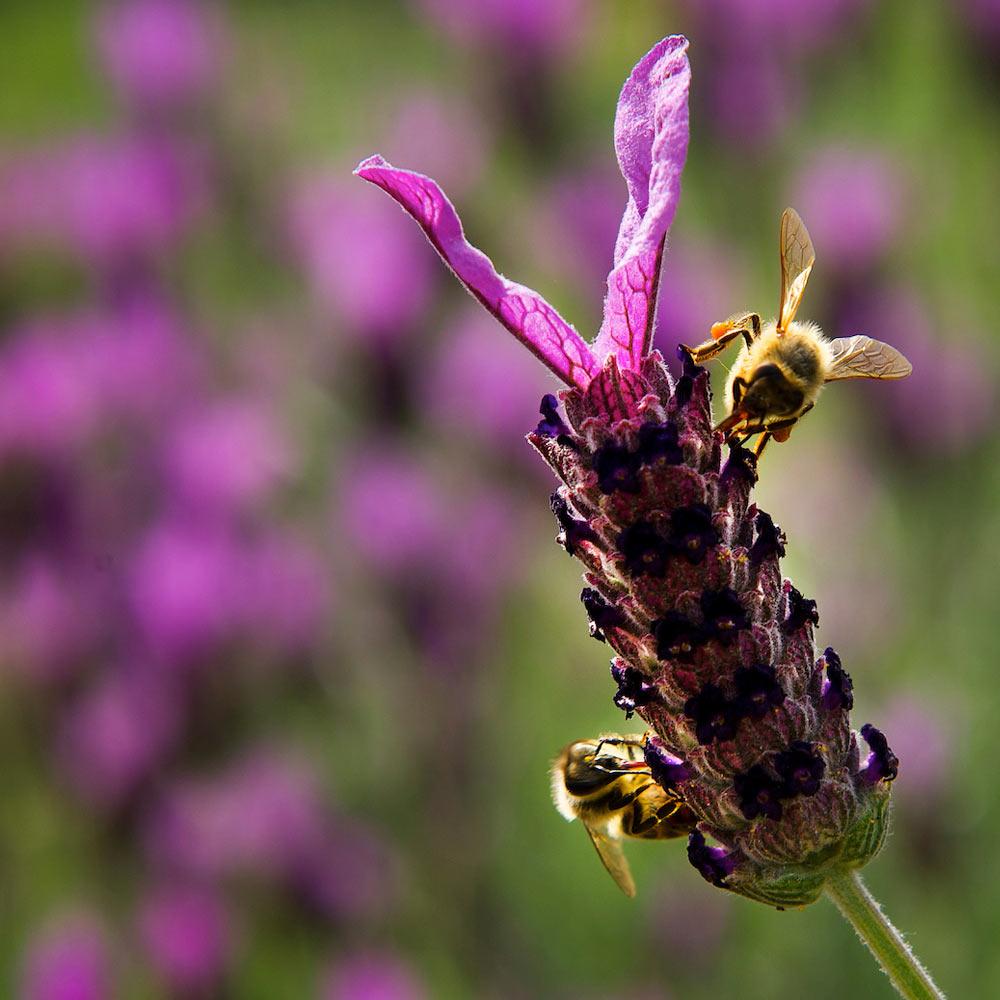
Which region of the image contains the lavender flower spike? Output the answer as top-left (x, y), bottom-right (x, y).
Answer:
top-left (357, 36), bottom-right (944, 997)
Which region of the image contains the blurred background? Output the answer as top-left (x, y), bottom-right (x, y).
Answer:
top-left (0, 1), bottom-right (996, 997)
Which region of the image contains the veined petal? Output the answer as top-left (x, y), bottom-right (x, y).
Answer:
top-left (595, 36), bottom-right (690, 370)
top-left (355, 155), bottom-right (598, 389)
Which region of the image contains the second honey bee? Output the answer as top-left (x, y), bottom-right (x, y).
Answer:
top-left (551, 734), bottom-right (696, 897)
top-left (681, 208), bottom-right (912, 457)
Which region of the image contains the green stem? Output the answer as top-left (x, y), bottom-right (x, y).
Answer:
top-left (825, 869), bottom-right (945, 1000)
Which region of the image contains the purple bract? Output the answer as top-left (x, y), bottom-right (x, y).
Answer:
top-left (357, 35), bottom-right (690, 387)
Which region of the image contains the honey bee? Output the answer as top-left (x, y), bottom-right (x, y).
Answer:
top-left (681, 208), bottom-right (912, 457)
top-left (551, 734), bottom-right (696, 897)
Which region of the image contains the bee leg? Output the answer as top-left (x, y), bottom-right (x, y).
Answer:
top-left (680, 324), bottom-right (747, 364)
top-left (753, 432), bottom-right (772, 458)
top-left (729, 312), bottom-right (761, 346)
top-left (731, 377), bottom-right (749, 406)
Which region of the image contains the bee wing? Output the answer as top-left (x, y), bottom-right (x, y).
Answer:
top-left (825, 336), bottom-right (913, 381)
top-left (582, 820), bottom-right (636, 898)
top-left (777, 208), bottom-right (816, 332)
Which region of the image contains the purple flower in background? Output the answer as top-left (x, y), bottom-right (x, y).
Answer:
top-left (420, 306), bottom-right (552, 453)
top-left (338, 443), bottom-right (449, 578)
top-left (654, 239), bottom-right (747, 360)
top-left (1, 558), bottom-right (102, 683)
top-left (95, 0), bottom-right (223, 111)
top-left (839, 286), bottom-right (994, 454)
top-left (537, 161), bottom-right (624, 293)
top-left (137, 883), bottom-right (232, 994)
top-left (287, 175), bottom-right (435, 347)
top-left (163, 399), bottom-right (293, 514)
top-left (384, 92), bottom-right (489, 199)
top-left (961, 0), bottom-right (1000, 44)
top-left (0, 134), bottom-right (206, 268)
top-left (129, 518), bottom-right (246, 660)
top-left (357, 35), bottom-right (898, 907)
top-left (239, 531), bottom-right (330, 653)
top-left (792, 147), bottom-right (906, 275)
top-left (57, 669), bottom-right (179, 807)
top-left (683, 0), bottom-right (870, 50)
top-left (322, 952), bottom-right (425, 1000)
top-left (411, 0), bottom-right (589, 56)
top-left (20, 912), bottom-right (112, 1000)
top-left (648, 880), bottom-right (732, 966)
top-left (146, 750), bottom-right (328, 879)
top-left (880, 695), bottom-right (952, 806)
top-left (704, 42), bottom-right (795, 146)
top-left (0, 327), bottom-right (103, 459)
top-left (298, 818), bottom-right (398, 922)
top-left (679, 0), bottom-right (871, 145)
top-left (338, 441), bottom-right (523, 670)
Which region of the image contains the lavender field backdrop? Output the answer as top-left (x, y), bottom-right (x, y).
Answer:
top-left (1, 1), bottom-right (997, 997)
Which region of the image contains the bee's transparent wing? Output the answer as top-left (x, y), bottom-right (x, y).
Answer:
top-left (825, 335), bottom-right (913, 381)
top-left (583, 821), bottom-right (636, 898)
top-left (777, 208), bottom-right (816, 332)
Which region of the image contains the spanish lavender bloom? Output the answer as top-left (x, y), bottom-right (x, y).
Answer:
top-left (137, 883), bottom-right (232, 994)
top-left (20, 911), bottom-right (113, 1000)
top-left (95, 0), bottom-right (223, 112)
top-left (357, 35), bottom-right (898, 907)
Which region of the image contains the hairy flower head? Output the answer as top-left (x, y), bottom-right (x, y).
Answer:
top-left (356, 35), bottom-right (897, 907)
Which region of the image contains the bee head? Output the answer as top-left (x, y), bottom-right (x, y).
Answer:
top-left (740, 363), bottom-right (805, 418)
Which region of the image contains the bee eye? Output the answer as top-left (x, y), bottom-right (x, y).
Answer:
top-left (750, 363), bottom-right (783, 383)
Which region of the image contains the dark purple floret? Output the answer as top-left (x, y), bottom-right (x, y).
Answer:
top-left (673, 346), bottom-right (700, 407)
top-left (700, 588), bottom-right (749, 645)
top-left (859, 724), bottom-right (899, 785)
top-left (593, 442), bottom-right (642, 494)
top-left (733, 662), bottom-right (786, 720)
top-left (667, 503), bottom-right (718, 564)
top-left (643, 737), bottom-right (691, 789)
top-left (637, 420), bottom-right (683, 466)
top-left (610, 661), bottom-right (658, 719)
top-left (749, 510), bottom-right (786, 566)
top-left (580, 587), bottom-right (626, 642)
top-left (684, 682), bottom-right (740, 745)
top-left (774, 741), bottom-right (826, 798)
top-left (535, 393), bottom-right (573, 443)
top-left (783, 585), bottom-right (819, 634)
top-left (652, 610), bottom-right (702, 663)
top-left (734, 765), bottom-right (785, 821)
top-left (820, 647), bottom-right (854, 711)
top-left (550, 493), bottom-right (597, 556)
top-left (687, 831), bottom-right (736, 886)
top-left (618, 520), bottom-right (672, 577)
top-left (719, 441), bottom-right (758, 487)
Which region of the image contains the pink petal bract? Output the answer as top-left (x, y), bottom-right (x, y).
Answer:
top-left (595, 36), bottom-right (691, 371)
top-left (354, 155), bottom-right (598, 388)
